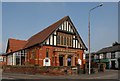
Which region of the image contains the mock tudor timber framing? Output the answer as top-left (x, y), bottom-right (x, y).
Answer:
top-left (4, 16), bottom-right (87, 67)
top-left (42, 19), bottom-right (86, 50)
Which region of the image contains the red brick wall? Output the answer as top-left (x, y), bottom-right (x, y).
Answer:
top-left (26, 45), bottom-right (85, 68)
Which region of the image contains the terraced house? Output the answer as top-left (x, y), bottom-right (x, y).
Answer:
top-left (94, 42), bottom-right (120, 69)
top-left (4, 16), bottom-right (87, 68)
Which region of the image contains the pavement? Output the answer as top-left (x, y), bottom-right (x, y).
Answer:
top-left (1, 69), bottom-right (119, 80)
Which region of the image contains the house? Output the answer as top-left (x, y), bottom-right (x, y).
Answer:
top-left (0, 53), bottom-right (7, 66)
top-left (95, 42), bottom-right (120, 69)
top-left (6, 38), bottom-right (27, 65)
top-left (85, 52), bottom-right (96, 64)
top-left (85, 52), bottom-right (97, 68)
top-left (5, 16), bottom-right (87, 68)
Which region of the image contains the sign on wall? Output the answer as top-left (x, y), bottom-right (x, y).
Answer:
top-left (43, 57), bottom-right (51, 66)
top-left (78, 59), bottom-right (81, 65)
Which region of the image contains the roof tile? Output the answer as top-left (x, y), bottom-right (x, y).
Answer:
top-left (6, 38), bottom-right (27, 53)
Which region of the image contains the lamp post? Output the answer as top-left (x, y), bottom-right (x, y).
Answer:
top-left (88, 3), bottom-right (103, 75)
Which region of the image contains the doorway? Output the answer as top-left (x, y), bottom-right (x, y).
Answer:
top-left (59, 55), bottom-right (64, 66)
top-left (68, 55), bottom-right (72, 66)
top-left (111, 61), bottom-right (115, 69)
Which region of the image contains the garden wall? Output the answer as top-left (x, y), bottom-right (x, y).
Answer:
top-left (2, 65), bottom-right (77, 75)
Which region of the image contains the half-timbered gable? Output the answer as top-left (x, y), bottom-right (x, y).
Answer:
top-left (37, 16), bottom-right (87, 50)
top-left (24, 16), bottom-right (87, 50)
top-left (5, 16), bottom-right (87, 67)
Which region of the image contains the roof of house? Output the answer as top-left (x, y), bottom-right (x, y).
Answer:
top-left (24, 16), bottom-right (68, 48)
top-left (97, 43), bottom-right (120, 54)
top-left (6, 16), bottom-right (87, 53)
top-left (24, 16), bottom-right (87, 50)
top-left (6, 38), bottom-right (27, 53)
top-left (0, 53), bottom-right (7, 56)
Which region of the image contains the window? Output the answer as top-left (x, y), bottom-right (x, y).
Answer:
top-left (70, 37), bottom-right (72, 46)
top-left (94, 55), bottom-right (97, 59)
top-left (111, 52), bottom-right (115, 59)
top-left (103, 53), bottom-right (106, 59)
top-left (64, 37), bottom-right (66, 45)
top-left (3, 57), bottom-right (6, 62)
top-left (31, 49), bottom-right (35, 59)
top-left (67, 37), bottom-right (69, 46)
top-left (61, 36), bottom-right (63, 45)
top-left (57, 32), bottom-right (73, 47)
top-left (16, 56), bottom-right (20, 65)
top-left (0, 57), bottom-right (3, 62)
top-left (57, 35), bottom-right (60, 44)
top-left (46, 48), bottom-right (49, 57)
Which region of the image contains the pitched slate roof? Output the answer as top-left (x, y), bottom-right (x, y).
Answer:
top-left (97, 43), bottom-right (120, 54)
top-left (6, 38), bottom-right (27, 53)
top-left (24, 16), bottom-right (87, 50)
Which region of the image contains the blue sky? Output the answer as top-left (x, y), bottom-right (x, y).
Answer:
top-left (1, 2), bottom-right (118, 53)
top-left (1, 0), bottom-right (120, 2)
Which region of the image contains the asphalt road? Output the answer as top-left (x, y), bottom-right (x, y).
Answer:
top-left (1, 69), bottom-right (119, 79)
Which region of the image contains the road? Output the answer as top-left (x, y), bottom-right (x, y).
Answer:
top-left (1, 69), bottom-right (119, 80)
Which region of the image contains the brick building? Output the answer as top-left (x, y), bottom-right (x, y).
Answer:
top-left (0, 54), bottom-right (7, 66)
top-left (4, 16), bottom-right (87, 68)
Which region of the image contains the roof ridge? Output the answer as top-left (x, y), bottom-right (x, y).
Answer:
top-left (9, 38), bottom-right (27, 41)
top-left (27, 16), bottom-right (69, 41)
top-left (24, 16), bottom-right (69, 48)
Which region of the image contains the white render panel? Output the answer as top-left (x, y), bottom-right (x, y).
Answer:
top-left (54, 36), bottom-right (56, 45)
top-left (99, 54), bottom-right (103, 59)
top-left (71, 28), bottom-right (73, 33)
top-left (13, 53), bottom-right (16, 65)
top-left (73, 40), bottom-right (75, 48)
top-left (69, 25), bottom-right (71, 32)
top-left (66, 21), bottom-right (68, 31)
top-left (64, 21), bottom-right (66, 31)
top-left (61, 24), bottom-right (63, 30)
top-left (76, 40), bottom-right (78, 48)
top-left (115, 52), bottom-right (120, 58)
top-left (19, 51), bottom-right (22, 65)
top-left (46, 39), bottom-right (49, 45)
top-left (50, 35), bottom-right (53, 45)
top-left (54, 31), bottom-right (56, 35)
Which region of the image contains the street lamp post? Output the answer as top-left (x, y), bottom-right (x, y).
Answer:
top-left (88, 3), bottom-right (103, 75)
